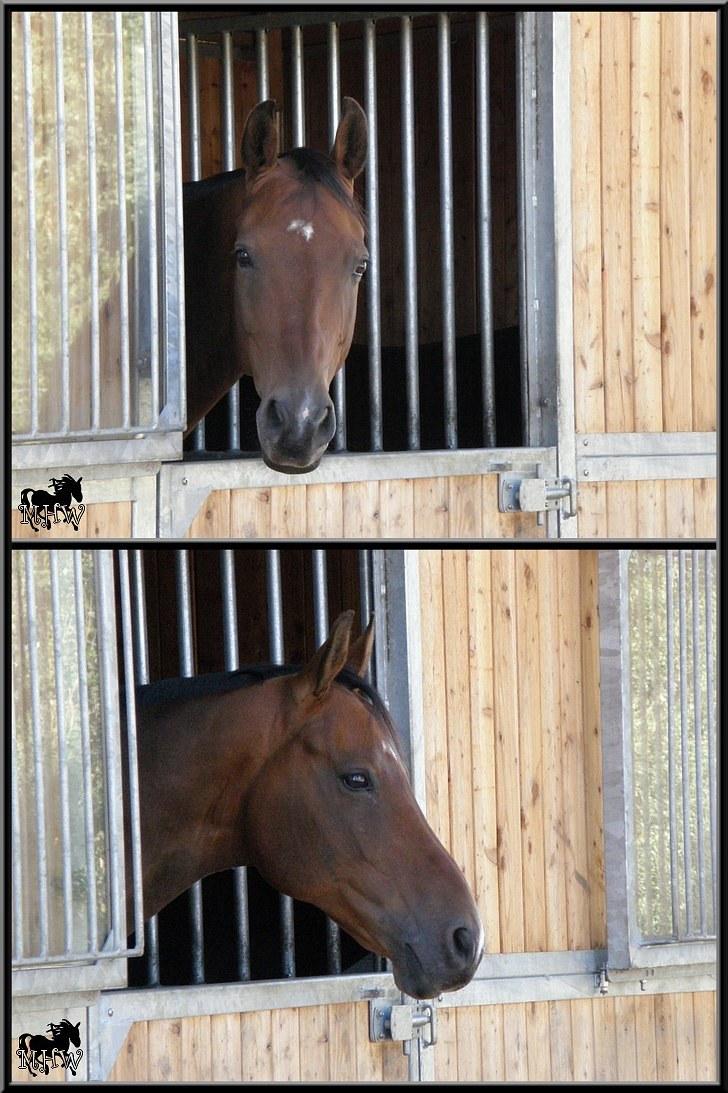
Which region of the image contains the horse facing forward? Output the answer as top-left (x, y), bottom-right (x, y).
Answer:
top-left (184, 98), bottom-right (368, 473)
top-left (127, 611), bottom-right (483, 999)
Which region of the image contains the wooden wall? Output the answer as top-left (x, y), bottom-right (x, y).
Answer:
top-left (11, 502), bottom-right (132, 540)
top-left (577, 478), bottom-right (715, 539)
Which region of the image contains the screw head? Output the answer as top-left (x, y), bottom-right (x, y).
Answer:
top-left (583, 469), bottom-right (589, 477)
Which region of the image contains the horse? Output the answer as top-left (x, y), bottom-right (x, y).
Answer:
top-left (126, 611), bottom-right (483, 999)
top-left (17, 1019), bottom-right (81, 1076)
top-left (20, 474), bottom-right (83, 514)
top-left (183, 98), bottom-right (369, 473)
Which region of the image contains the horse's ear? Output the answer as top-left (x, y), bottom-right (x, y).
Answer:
top-left (292, 610), bottom-right (354, 703)
top-left (331, 97), bottom-right (368, 183)
top-left (241, 99), bottom-right (279, 180)
top-left (346, 614), bottom-right (375, 678)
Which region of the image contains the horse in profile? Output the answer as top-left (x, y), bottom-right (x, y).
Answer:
top-left (184, 98), bottom-right (368, 473)
top-left (20, 474), bottom-right (83, 515)
top-left (127, 611), bottom-right (483, 999)
top-left (17, 1019), bottom-right (81, 1076)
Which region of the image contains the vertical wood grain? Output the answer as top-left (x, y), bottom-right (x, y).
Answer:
top-left (186, 491), bottom-right (231, 539)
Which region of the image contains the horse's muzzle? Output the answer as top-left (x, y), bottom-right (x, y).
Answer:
top-left (390, 913), bottom-right (484, 999)
top-left (257, 392), bottom-right (335, 474)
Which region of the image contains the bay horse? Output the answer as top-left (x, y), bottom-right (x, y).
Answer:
top-left (184, 98), bottom-right (369, 473)
top-left (126, 611), bottom-right (483, 999)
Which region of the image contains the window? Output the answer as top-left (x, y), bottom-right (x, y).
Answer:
top-left (599, 550), bottom-right (717, 970)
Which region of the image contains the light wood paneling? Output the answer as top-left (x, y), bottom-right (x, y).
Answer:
top-left (577, 480), bottom-right (714, 538)
top-left (12, 502), bottom-right (136, 540)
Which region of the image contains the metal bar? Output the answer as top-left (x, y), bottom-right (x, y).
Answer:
top-left (54, 13), bottom-right (71, 433)
top-left (691, 553), bottom-right (705, 934)
top-left (22, 14), bottom-right (39, 435)
top-left (49, 552), bottom-right (74, 953)
top-left (11, 682), bottom-right (24, 958)
top-left (400, 17), bottom-right (420, 451)
top-left (311, 551), bottom-right (343, 975)
top-left (255, 28), bottom-right (269, 99)
top-left (25, 554), bottom-right (49, 956)
top-left (130, 549), bottom-right (160, 984)
top-left (515, 13), bottom-right (529, 444)
top-left (220, 550), bottom-right (251, 982)
top-left (143, 13), bottom-right (160, 424)
top-left (113, 14), bottom-right (131, 430)
top-left (118, 553), bottom-right (145, 954)
top-left (363, 20), bottom-right (383, 451)
top-left (84, 13), bottom-right (101, 432)
top-left (328, 22), bottom-right (347, 452)
top-left (74, 552), bottom-right (98, 953)
top-left (266, 550), bottom-right (296, 977)
top-left (291, 25), bottom-right (305, 146)
top-left (437, 14), bottom-right (457, 448)
top-left (220, 31), bottom-right (241, 451)
top-left (665, 551), bottom-right (680, 936)
top-left (704, 551), bottom-right (716, 926)
top-left (175, 550), bottom-right (205, 983)
top-left (475, 12), bottom-right (496, 447)
top-left (97, 553), bottom-right (124, 952)
top-left (187, 32), bottom-right (206, 451)
top-left (677, 552), bottom-right (693, 935)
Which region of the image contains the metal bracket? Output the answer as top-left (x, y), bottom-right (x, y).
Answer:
top-left (369, 999), bottom-right (437, 1053)
top-left (499, 473), bottom-right (576, 518)
top-left (596, 966), bottom-right (609, 996)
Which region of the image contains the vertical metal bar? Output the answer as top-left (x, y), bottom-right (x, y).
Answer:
top-left (221, 31), bottom-right (241, 451)
top-left (704, 550), bottom-right (716, 926)
top-left (74, 552), bottom-right (98, 953)
top-left (22, 14), bottom-right (39, 435)
top-left (54, 13), bottom-right (71, 433)
top-left (358, 549), bottom-right (373, 687)
top-left (49, 552), bottom-right (73, 953)
top-left (364, 20), bottom-right (383, 451)
top-left (97, 553), bottom-right (124, 951)
top-left (677, 551), bottom-right (693, 936)
top-left (131, 549), bottom-right (160, 984)
top-left (438, 14), bottom-right (457, 448)
top-left (665, 551), bottom-right (679, 936)
top-left (255, 28), bottom-right (269, 99)
top-left (266, 550), bottom-right (296, 978)
top-left (515, 12), bottom-right (533, 445)
top-left (400, 17), bottom-right (420, 450)
top-left (691, 552), bottom-right (706, 934)
top-left (113, 13), bottom-right (131, 429)
top-left (187, 32), bottom-right (206, 451)
top-left (291, 25), bottom-right (305, 146)
top-left (328, 22), bottom-right (347, 452)
top-left (118, 553), bottom-right (145, 954)
top-left (11, 683), bottom-right (24, 958)
top-left (220, 550), bottom-right (251, 981)
top-left (175, 550), bottom-right (205, 983)
top-left (476, 12), bottom-right (496, 447)
top-left (312, 550), bottom-right (342, 975)
top-left (25, 554), bottom-right (49, 956)
top-left (84, 13), bottom-right (101, 432)
top-left (143, 12), bottom-right (160, 424)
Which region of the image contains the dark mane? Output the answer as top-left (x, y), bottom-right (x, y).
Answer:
top-left (183, 168), bottom-right (247, 202)
top-left (281, 147), bottom-right (367, 229)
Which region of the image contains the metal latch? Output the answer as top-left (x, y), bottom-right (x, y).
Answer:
top-left (369, 999), bottom-right (437, 1053)
top-left (499, 474), bottom-right (577, 519)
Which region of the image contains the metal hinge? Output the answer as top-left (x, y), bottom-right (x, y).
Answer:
top-left (369, 999), bottom-right (437, 1054)
top-left (498, 474), bottom-right (577, 519)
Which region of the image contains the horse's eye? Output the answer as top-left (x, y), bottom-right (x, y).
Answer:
top-left (235, 247), bottom-right (253, 269)
top-left (354, 258), bottom-right (368, 278)
top-left (341, 772), bottom-right (372, 791)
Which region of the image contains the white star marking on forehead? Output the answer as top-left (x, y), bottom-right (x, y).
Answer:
top-left (287, 219), bottom-right (315, 242)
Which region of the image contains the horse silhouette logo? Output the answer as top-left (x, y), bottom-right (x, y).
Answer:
top-left (16, 1019), bottom-right (83, 1077)
top-left (18, 474), bottom-right (85, 532)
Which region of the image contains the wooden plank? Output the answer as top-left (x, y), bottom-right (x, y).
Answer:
top-left (180, 1016), bottom-right (212, 1082)
top-left (269, 485), bottom-right (308, 538)
top-left (548, 999), bottom-right (574, 1080)
top-left (328, 1004), bottom-right (357, 1084)
top-left (631, 12), bottom-right (663, 432)
top-left (503, 1003), bottom-right (529, 1081)
top-left (576, 482), bottom-right (607, 539)
top-left (606, 481), bottom-right (637, 538)
top-left (664, 479), bottom-right (696, 538)
top-left (305, 483), bottom-right (343, 538)
top-left (526, 1001), bottom-right (552, 1081)
top-left (418, 550), bottom-right (451, 850)
top-left (571, 12), bottom-right (605, 435)
top-left (147, 1018), bottom-right (183, 1082)
top-left (230, 487), bottom-right (271, 538)
top-left (636, 480), bottom-right (667, 538)
top-left (693, 991), bottom-right (716, 1081)
top-left (689, 13), bottom-right (717, 432)
top-left (660, 12), bottom-right (693, 431)
top-left (654, 993), bottom-right (678, 1081)
top-left (434, 1008), bottom-right (457, 1082)
top-left (634, 994), bottom-right (658, 1081)
top-left (448, 475), bottom-right (483, 538)
top-left (341, 481), bottom-right (381, 538)
top-left (298, 1005), bottom-right (330, 1082)
top-left (378, 478), bottom-right (414, 538)
top-left (455, 1008), bottom-right (482, 1081)
top-left (413, 476), bottom-right (449, 537)
top-left (601, 12), bottom-right (634, 433)
top-left (538, 551), bottom-right (568, 951)
top-left (592, 996), bottom-right (618, 1081)
top-left (354, 999), bottom-right (383, 1081)
top-left (466, 550), bottom-right (500, 951)
top-left (210, 1014), bottom-right (242, 1081)
top-left (490, 550), bottom-right (524, 951)
top-left (673, 992), bottom-right (697, 1082)
top-left (515, 550), bottom-right (547, 951)
top-left (186, 490), bottom-right (231, 539)
top-left (557, 551), bottom-right (591, 949)
top-left (693, 477), bottom-right (716, 539)
top-left (614, 995), bottom-right (638, 1081)
top-left (271, 1007), bottom-right (300, 1082)
top-left (570, 997), bottom-right (596, 1081)
top-left (240, 1010), bottom-right (273, 1081)
top-left (579, 551), bottom-right (606, 948)
top-left (480, 1003), bottom-right (505, 1081)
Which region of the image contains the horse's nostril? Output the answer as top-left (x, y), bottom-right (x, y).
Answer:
top-left (452, 925), bottom-right (474, 962)
top-left (266, 399), bottom-right (285, 429)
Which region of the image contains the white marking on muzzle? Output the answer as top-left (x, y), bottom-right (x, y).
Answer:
top-left (287, 219), bottom-right (315, 242)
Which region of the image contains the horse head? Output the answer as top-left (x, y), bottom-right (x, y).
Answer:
top-left (242, 612), bottom-right (484, 998)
